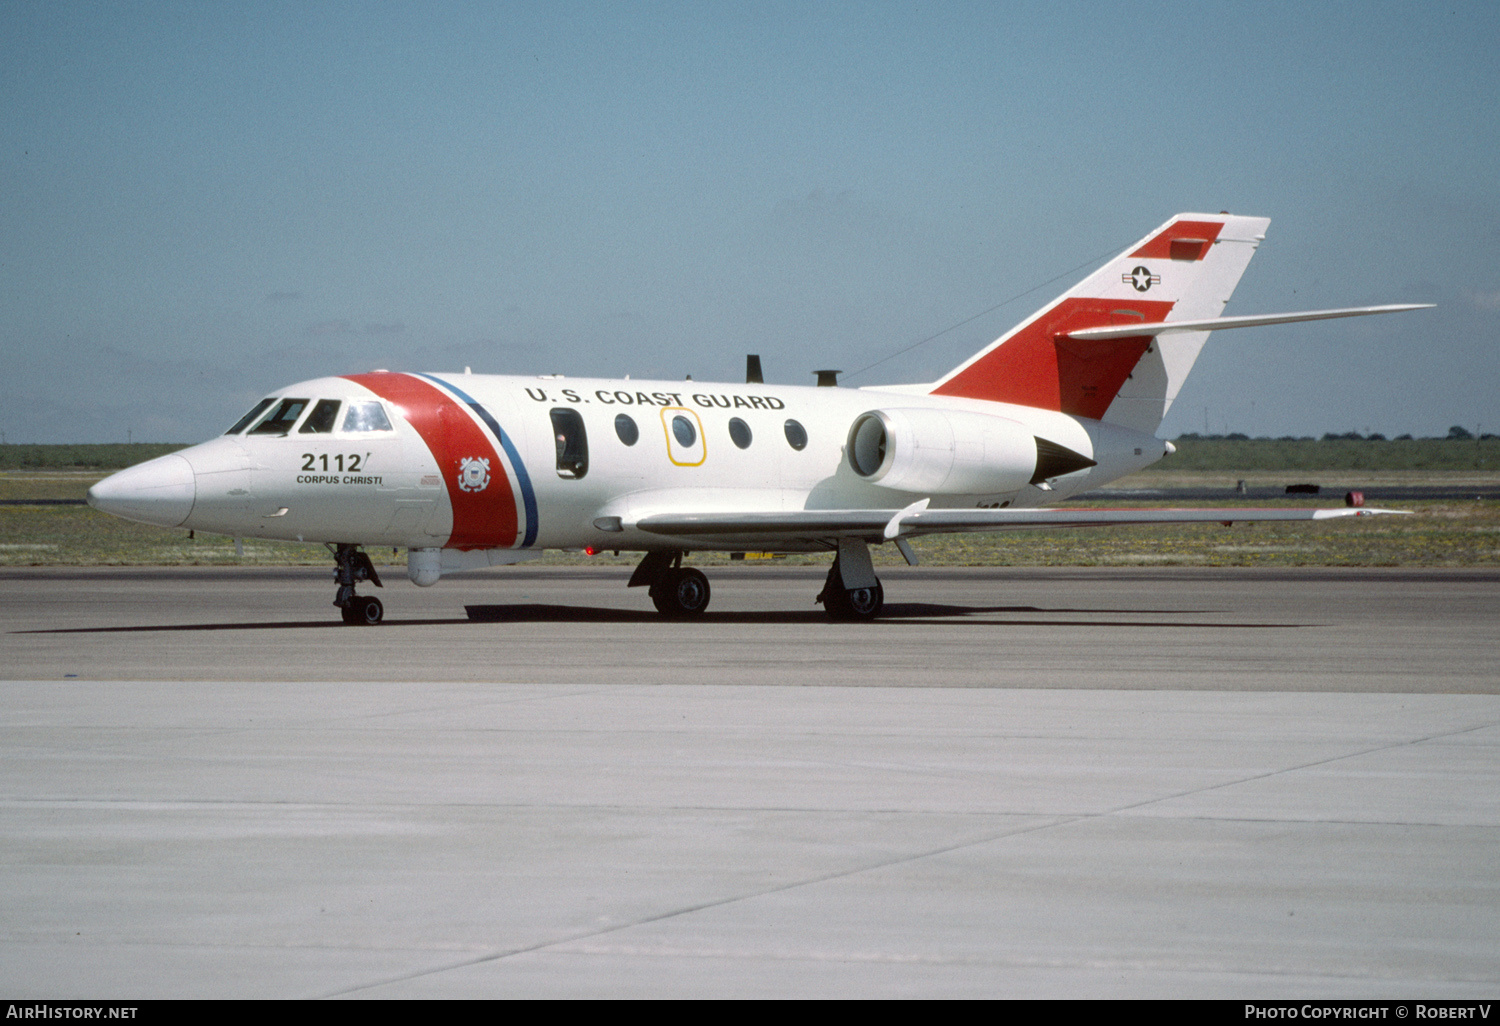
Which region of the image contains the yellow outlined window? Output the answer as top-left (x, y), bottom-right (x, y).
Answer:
top-left (660, 407), bottom-right (706, 466)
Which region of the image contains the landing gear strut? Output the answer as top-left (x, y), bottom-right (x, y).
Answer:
top-left (817, 539), bottom-right (883, 621)
top-left (332, 543), bottom-right (384, 625)
top-left (630, 550), bottom-right (711, 617)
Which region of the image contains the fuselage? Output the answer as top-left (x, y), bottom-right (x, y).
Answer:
top-left (80, 212), bottom-right (1427, 624)
top-left (88, 369), bottom-right (1169, 558)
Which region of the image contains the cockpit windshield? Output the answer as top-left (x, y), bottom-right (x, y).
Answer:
top-left (225, 397), bottom-right (275, 435)
top-left (298, 399), bottom-right (342, 434)
top-left (343, 401), bottom-right (394, 433)
top-left (247, 398), bottom-right (310, 436)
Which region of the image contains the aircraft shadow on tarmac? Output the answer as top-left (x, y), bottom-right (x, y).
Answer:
top-left (464, 603), bottom-right (1308, 629)
top-left (17, 603), bottom-right (1310, 632)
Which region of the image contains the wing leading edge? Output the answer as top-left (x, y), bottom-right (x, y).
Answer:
top-left (635, 505), bottom-right (1409, 544)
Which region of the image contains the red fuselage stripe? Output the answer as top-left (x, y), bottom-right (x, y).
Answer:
top-left (341, 373), bottom-right (519, 549)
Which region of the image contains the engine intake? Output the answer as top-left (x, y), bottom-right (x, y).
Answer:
top-left (847, 408), bottom-right (1092, 495)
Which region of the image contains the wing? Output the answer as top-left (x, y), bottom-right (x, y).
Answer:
top-left (634, 504), bottom-right (1410, 545)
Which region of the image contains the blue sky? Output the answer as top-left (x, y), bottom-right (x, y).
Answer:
top-left (2, 1), bottom-right (1497, 442)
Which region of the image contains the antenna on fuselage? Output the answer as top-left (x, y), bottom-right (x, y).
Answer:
top-left (814, 369), bottom-right (841, 387)
top-left (746, 355), bottom-right (763, 384)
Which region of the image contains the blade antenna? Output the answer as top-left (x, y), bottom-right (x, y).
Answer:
top-left (842, 236), bottom-right (1136, 382)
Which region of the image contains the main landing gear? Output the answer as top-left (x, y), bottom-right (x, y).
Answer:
top-left (816, 538), bottom-right (883, 621)
top-left (629, 550), bottom-right (711, 617)
top-left (332, 543), bottom-right (384, 626)
top-left (629, 540), bottom-right (884, 621)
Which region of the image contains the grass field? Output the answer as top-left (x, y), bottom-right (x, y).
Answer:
top-left (3, 468), bottom-right (1495, 569)
top-left (5, 436), bottom-right (1496, 472)
top-left (1158, 436), bottom-right (1500, 472)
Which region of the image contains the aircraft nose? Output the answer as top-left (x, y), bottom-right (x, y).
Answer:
top-left (87, 454), bottom-right (196, 527)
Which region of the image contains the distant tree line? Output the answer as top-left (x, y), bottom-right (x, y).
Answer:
top-left (0, 443), bottom-right (188, 470)
top-left (1162, 433), bottom-right (1499, 472)
top-left (1176, 426), bottom-right (1496, 442)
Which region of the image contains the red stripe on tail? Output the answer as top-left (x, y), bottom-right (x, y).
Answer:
top-left (932, 298), bottom-right (1174, 418)
top-left (1129, 219), bottom-right (1224, 261)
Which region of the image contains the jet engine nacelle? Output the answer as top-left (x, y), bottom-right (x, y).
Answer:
top-left (846, 408), bottom-right (1041, 495)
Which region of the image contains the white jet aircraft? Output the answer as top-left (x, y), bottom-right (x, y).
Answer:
top-left (88, 213), bottom-right (1429, 624)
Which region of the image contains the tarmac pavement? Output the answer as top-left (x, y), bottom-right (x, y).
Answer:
top-left (1, 566), bottom-right (1497, 998)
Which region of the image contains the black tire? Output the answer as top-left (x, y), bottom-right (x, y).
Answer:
top-left (340, 603), bottom-right (359, 625)
top-left (824, 579), bottom-right (883, 621)
top-left (650, 568), bottom-right (711, 617)
top-left (353, 595), bottom-right (384, 626)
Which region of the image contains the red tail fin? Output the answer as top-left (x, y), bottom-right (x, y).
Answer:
top-left (930, 214), bottom-right (1269, 433)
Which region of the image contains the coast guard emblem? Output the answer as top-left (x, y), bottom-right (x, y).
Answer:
top-left (457, 456), bottom-right (491, 493)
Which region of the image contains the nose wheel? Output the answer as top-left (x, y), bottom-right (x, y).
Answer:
top-left (332, 543), bottom-right (384, 626)
top-left (340, 594), bottom-right (385, 625)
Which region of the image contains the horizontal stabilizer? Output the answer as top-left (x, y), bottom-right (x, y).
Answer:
top-left (1064, 304), bottom-right (1433, 341)
top-left (636, 505), bottom-right (1409, 542)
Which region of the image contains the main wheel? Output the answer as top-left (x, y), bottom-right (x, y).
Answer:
top-left (650, 568), bottom-right (711, 617)
top-left (845, 582), bottom-right (884, 619)
top-left (824, 579), bottom-right (883, 621)
top-left (350, 595), bottom-right (384, 625)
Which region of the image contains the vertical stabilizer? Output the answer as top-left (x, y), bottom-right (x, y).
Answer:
top-left (930, 213), bottom-right (1270, 434)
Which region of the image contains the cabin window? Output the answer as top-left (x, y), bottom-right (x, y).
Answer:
top-left (614, 413), bottom-right (639, 446)
top-left (248, 398), bottom-right (310, 436)
top-left (671, 415), bottom-right (697, 448)
top-left (728, 418), bottom-right (752, 449)
top-left (551, 408), bottom-right (588, 479)
top-left (298, 399), bottom-right (342, 434)
top-left (343, 401), bottom-right (394, 433)
top-left (783, 419), bottom-right (807, 451)
top-left (226, 397), bottom-right (275, 435)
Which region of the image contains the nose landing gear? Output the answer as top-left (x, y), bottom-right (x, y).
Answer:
top-left (332, 543), bottom-right (384, 625)
top-left (341, 593), bottom-right (385, 625)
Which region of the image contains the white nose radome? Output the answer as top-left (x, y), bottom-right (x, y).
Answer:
top-left (87, 454), bottom-right (196, 528)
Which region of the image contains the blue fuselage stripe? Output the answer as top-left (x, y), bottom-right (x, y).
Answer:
top-left (414, 373), bottom-right (539, 548)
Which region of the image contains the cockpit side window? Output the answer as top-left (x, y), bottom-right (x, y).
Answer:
top-left (342, 401), bottom-right (394, 433)
top-left (247, 398), bottom-right (310, 436)
top-left (298, 399), bottom-right (342, 434)
top-left (226, 397), bottom-right (275, 435)
top-left (550, 408), bottom-right (588, 479)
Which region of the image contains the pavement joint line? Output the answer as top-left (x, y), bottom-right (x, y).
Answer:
top-left (321, 720), bottom-right (1500, 1002)
top-left (3, 798), bottom-right (1495, 829)
top-left (0, 798), bottom-right (1047, 815)
top-left (10, 937), bottom-right (1490, 988)
top-left (524, 944), bottom-right (1496, 985)
top-left (317, 813), bottom-right (1081, 998)
top-left (1091, 717), bottom-right (1500, 819)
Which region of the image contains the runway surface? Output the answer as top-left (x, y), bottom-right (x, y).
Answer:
top-left (2, 566), bottom-right (1498, 997)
